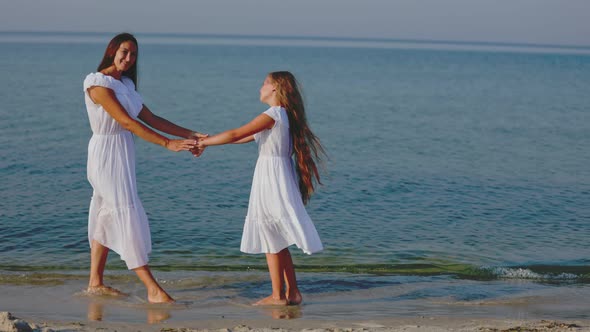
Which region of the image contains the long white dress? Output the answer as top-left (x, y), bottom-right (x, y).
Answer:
top-left (241, 106), bottom-right (323, 255)
top-left (83, 72), bottom-right (151, 270)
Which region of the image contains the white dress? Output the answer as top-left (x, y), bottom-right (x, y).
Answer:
top-left (83, 72), bottom-right (151, 270)
top-left (241, 106), bottom-right (323, 255)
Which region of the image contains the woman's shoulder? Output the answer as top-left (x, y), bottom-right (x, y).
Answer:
top-left (83, 72), bottom-right (124, 91)
top-left (84, 72), bottom-right (112, 89)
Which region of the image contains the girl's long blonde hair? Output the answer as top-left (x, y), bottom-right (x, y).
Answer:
top-left (269, 71), bottom-right (326, 205)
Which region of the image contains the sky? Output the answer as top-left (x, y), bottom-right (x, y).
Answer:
top-left (1, 0), bottom-right (589, 46)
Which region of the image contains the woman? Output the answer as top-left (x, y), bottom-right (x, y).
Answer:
top-left (83, 33), bottom-right (204, 303)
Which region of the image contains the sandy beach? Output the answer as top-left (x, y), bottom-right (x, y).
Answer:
top-left (2, 311), bottom-right (589, 332)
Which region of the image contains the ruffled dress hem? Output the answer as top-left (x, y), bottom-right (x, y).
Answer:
top-left (88, 199), bottom-right (151, 270)
top-left (240, 215), bottom-right (324, 255)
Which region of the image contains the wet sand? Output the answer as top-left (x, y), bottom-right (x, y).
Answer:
top-left (0, 271), bottom-right (589, 331)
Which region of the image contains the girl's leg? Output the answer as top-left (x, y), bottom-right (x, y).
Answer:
top-left (280, 248), bottom-right (302, 305)
top-left (254, 252), bottom-right (288, 306)
top-left (87, 240), bottom-right (125, 296)
top-left (133, 265), bottom-right (174, 304)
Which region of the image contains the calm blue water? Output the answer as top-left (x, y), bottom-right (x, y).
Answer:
top-left (0, 32), bottom-right (589, 287)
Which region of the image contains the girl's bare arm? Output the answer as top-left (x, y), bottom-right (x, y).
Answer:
top-left (198, 114), bottom-right (274, 148)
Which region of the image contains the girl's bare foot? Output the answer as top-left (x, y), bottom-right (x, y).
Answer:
top-left (287, 290), bottom-right (302, 305)
top-left (148, 288), bottom-right (175, 304)
top-left (253, 295), bottom-right (288, 306)
top-left (86, 285), bottom-right (127, 297)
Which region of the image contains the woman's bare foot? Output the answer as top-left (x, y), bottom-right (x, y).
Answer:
top-left (253, 295), bottom-right (288, 306)
top-left (287, 290), bottom-right (302, 305)
top-left (148, 287), bottom-right (175, 304)
top-left (86, 285), bottom-right (127, 297)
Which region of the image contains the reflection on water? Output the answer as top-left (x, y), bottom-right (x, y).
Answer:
top-left (263, 306), bottom-right (302, 320)
top-left (85, 295), bottom-right (299, 322)
top-left (146, 308), bottom-right (171, 324)
top-left (86, 298), bottom-right (171, 324)
top-left (86, 300), bottom-right (103, 321)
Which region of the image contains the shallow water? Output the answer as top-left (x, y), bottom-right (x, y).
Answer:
top-left (1, 270), bottom-right (589, 322)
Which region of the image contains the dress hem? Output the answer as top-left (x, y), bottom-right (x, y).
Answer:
top-left (240, 243), bottom-right (323, 255)
top-left (89, 236), bottom-right (150, 270)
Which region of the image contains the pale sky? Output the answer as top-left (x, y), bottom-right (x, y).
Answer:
top-left (1, 0), bottom-right (589, 46)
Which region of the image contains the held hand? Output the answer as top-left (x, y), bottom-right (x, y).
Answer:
top-left (190, 146), bottom-right (205, 157)
top-left (190, 136), bottom-right (207, 157)
top-left (166, 139), bottom-right (197, 152)
top-left (189, 132), bottom-right (209, 157)
top-left (190, 131), bottom-right (209, 139)
top-left (196, 138), bottom-right (208, 150)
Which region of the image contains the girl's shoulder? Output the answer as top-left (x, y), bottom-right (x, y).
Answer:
top-left (263, 106), bottom-right (288, 124)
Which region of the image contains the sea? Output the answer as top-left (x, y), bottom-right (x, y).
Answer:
top-left (0, 31), bottom-right (589, 321)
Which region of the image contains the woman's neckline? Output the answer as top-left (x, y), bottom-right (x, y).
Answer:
top-left (96, 71), bottom-right (123, 82)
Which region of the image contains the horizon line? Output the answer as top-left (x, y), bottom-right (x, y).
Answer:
top-left (2, 30), bottom-right (590, 52)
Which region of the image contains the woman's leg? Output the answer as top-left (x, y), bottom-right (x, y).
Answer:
top-left (280, 248), bottom-right (302, 305)
top-left (254, 252), bottom-right (288, 306)
top-left (87, 240), bottom-right (125, 296)
top-left (133, 265), bottom-right (174, 303)
top-left (88, 240), bottom-right (108, 288)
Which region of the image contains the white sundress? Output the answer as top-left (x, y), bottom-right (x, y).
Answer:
top-left (83, 72), bottom-right (151, 270)
top-left (241, 106), bottom-right (323, 255)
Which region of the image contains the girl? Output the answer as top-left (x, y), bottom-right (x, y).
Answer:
top-left (195, 71), bottom-right (325, 306)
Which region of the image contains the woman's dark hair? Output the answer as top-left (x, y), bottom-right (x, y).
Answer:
top-left (97, 33), bottom-right (139, 88)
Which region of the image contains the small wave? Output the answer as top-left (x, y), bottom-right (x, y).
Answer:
top-left (484, 266), bottom-right (589, 282)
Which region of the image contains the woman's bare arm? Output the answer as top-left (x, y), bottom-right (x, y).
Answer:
top-left (138, 105), bottom-right (206, 139)
top-left (87, 86), bottom-right (196, 152)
